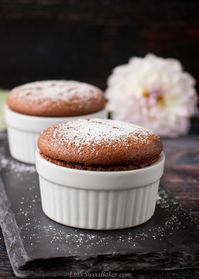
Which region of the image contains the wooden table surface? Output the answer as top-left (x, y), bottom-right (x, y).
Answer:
top-left (0, 135), bottom-right (199, 278)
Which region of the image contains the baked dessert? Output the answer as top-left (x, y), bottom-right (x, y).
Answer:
top-left (5, 81), bottom-right (107, 164)
top-left (7, 80), bottom-right (106, 116)
top-left (36, 118), bottom-right (165, 229)
top-left (38, 118), bottom-right (163, 171)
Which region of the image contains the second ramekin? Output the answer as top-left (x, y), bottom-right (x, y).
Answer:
top-left (36, 150), bottom-right (165, 230)
top-left (4, 106), bottom-right (107, 164)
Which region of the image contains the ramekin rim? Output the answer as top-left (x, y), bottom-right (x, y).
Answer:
top-left (4, 105), bottom-right (107, 121)
top-left (36, 149), bottom-right (165, 176)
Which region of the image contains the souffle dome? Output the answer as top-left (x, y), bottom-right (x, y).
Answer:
top-left (7, 80), bottom-right (106, 116)
top-left (38, 118), bottom-right (163, 171)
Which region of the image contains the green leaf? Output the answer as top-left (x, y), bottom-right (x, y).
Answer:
top-left (0, 90), bottom-right (8, 130)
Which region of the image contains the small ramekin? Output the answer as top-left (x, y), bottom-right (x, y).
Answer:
top-left (4, 106), bottom-right (107, 164)
top-left (36, 150), bottom-right (165, 230)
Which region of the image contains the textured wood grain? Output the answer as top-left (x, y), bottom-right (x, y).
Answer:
top-left (0, 229), bottom-right (198, 279)
top-left (0, 1), bottom-right (198, 276)
top-left (162, 136), bottom-right (199, 223)
top-left (0, 135), bottom-right (199, 278)
top-left (0, 0), bottom-right (198, 90)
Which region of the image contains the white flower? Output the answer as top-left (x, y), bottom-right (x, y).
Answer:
top-left (106, 54), bottom-right (198, 137)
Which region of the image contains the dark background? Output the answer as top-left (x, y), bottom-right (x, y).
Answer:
top-left (0, 0), bottom-right (198, 91)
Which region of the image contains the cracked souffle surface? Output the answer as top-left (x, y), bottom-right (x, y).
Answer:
top-left (38, 118), bottom-right (163, 171)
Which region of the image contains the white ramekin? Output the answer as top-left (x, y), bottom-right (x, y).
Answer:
top-left (4, 106), bottom-right (107, 164)
top-left (36, 150), bottom-right (165, 230)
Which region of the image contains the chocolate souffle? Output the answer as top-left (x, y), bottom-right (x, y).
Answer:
top-left (38, 119), bottom-right (163, 171)
top-left (7, 80), bottom-right (106, 117)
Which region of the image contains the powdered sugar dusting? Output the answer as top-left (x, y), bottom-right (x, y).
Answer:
top-left (0, 145), bottom-right (35, 180)
top-left (10, 80), bottom-right (102, 102)
top-left (51, 119), bottom-right (152, 150)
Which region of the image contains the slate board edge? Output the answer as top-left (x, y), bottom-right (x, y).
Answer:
top-left (0, 176), bottom-right (199, 278)
top-left (0, 129), bottom-right (199, 277)
top-left (0, 176), bottom-right (31, 278)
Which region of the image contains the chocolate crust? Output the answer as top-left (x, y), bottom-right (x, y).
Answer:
top-left (40, 153), bottom-right (160, 171)
top-left (38, 119), bottom-right (163, 167)
top-left (7, 80), bottom-right (106, 117)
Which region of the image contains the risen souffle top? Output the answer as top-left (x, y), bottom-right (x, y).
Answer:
top-left (7, 80), bottom-right (106, 117)
top-left (38, 118), bottom-right (163, 171)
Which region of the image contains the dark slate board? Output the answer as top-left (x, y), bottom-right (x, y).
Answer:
top-left (0, 132), bottom-right (199, 278)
